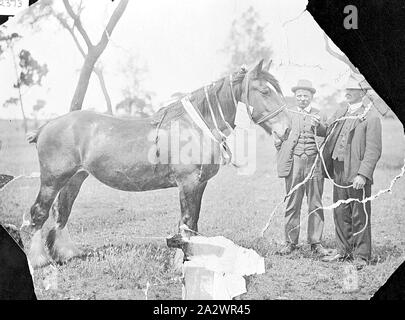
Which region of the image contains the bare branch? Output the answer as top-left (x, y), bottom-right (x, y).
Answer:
top-left (323, 32), bottom-right (359, 74)
top-left (94, 66), bottom-right (113, 114)
top-left (0, 33), bottom-right (20, 42)
top-left (55, 12), bottom-right (86, 57)
top-left (94, 0), bottom-right (129, 54)
top-left (53, 4), bottom-right (113, 113)
top-left (62, 0), bottom-right (93, 49)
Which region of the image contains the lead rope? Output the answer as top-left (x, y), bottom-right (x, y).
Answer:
top-left (261, 105), bottom-right (372, 238)
top-left (285, 123), bottom-right (368, 243)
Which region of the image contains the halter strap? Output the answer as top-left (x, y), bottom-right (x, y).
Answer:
top-left (253, 103), bottom-right (287, 124)
top-left (243, 72), bottom-right (254, 122)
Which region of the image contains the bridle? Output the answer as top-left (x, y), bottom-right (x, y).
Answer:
top-left (179, 69), bottom-right (288, 165)
top-left (229, 71), bottom-right (287, 125)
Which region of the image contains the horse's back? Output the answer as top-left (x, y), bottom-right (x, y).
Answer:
top-left (36, 110), bottom-right (153, 171)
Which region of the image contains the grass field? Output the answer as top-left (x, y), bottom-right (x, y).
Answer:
top-left (1, 118), bottom-right (404, 300)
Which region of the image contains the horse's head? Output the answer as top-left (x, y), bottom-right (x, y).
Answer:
top-left (241, 59), bottom-right (291, 144)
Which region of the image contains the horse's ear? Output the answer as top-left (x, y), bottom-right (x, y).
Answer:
top-left (251, 59), bottom-right (264, 77)
top-left (264, 59), bottom-right (272, 71)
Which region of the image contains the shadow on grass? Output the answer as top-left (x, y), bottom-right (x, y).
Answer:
top-left (370, 242), bottom-right (403, 264)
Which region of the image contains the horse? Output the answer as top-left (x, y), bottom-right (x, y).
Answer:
top-left (22, 59), bottom-right (291, 268)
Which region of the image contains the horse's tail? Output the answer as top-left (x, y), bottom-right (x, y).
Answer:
top-left (26, 124), bottom-right (45, 144)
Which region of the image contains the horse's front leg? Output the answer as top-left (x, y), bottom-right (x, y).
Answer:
top-left (173, 180), bottom-right (207, 271)
top-left (177, 181), bottom-right (207, 233)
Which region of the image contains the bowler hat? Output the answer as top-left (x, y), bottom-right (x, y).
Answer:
top-left (291, 79), bottom-right (316, 94)
top-left (345, 74), bottom-right (372, 90)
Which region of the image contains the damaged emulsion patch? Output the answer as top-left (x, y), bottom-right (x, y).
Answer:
top-left (0, 175), bottom-right (36, 300)
top-left (167, 231), bottom-right (265, 300)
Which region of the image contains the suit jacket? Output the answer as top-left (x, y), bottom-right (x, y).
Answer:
top-left (322, 104), bottom-right (382, 184)
top-left (276, 106), bottom-right (327, 178)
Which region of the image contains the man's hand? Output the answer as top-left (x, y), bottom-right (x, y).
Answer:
top-left (310, 115), bottom-right (321, 128)
top-left (274, 140), bottom-right (282, 151)
top-left (353, 175), bottom-right (367, 189)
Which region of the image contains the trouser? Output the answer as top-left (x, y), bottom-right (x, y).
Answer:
top-left (284, 154), bottom-right (324, 245)
top-left (333, 160), bottom-right (372, 260)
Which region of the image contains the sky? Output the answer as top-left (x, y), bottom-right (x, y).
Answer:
top-left (0, 0), bottom-right (355, 119)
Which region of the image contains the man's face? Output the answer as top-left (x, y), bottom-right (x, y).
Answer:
top-left (345, 89), bottom-right (364, 104)
top-left (295, 89), bottom-right (313, 109)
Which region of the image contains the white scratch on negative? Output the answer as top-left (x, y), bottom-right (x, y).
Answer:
top-left (0, 172), bottom-right (40, 192)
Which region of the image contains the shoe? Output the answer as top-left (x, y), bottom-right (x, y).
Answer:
top-left (352, 257), bottom-right (368, 270)
top-left (277, 243), bottom-right (297, 255)
top-left (310, 243), bottom-right (332, 256)
top-left (321, 252), bottom-right (348, 262)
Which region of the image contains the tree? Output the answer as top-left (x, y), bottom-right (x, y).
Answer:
top-left (31, 99), bottom-right (46, 128)
top-left (19, 0), bottom-right (128, 114)
top-left (2, 48), bottom-right (48, 133)
top-left (0, 31), bottom-right (20, 58)
top-left (62, 0), bottom-right (129, 112)
top-left (115, 54), bottom-right (154, 117)
top-left (222, 6), bottom-right (273, 73)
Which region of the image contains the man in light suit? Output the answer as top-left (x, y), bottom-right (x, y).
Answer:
top-left (276, 80), bottom-right (330, 256)
top-left (321, 76), bottom-right (382, 268)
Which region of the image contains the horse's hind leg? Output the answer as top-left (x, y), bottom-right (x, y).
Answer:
top-left (25, 165), bottom-right (79, 268)
top-left (26, 183), bottom-right (69, 267)
top-left (46, 170), bottom-right (89, 263)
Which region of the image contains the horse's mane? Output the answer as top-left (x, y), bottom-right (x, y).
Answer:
top-left (150, 68), bottom-right (282, 127)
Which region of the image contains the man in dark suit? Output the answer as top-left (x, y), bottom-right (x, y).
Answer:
top-left (321, 76), bottom-right (382, 267)
top-left (276, 80), bottom-right (330, 256)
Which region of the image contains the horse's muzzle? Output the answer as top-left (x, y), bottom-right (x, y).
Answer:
top-left (273, 127), bottom-right (290, 144)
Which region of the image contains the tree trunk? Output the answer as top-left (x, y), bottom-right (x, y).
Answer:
top-left (19, 99), bottom-right (28, 134)
top-left (70, 52), bottom-right (98, 111)
top-left (64, 0), bottom-right (129, 112)
top-left (54, 11), bottom-right (113, 114)
top-left (94, 67), bottom-right (113, 114)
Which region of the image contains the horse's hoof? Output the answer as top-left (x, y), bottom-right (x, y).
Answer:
top-left (27, 230), bottom-right (50, 269)
top-left (28, 251), bottom-right (51, 269)
top-left (53, 246), bottom-right (83, 263)
top-left (46, 227), bottom-right (82, 263)
top-left (172, 249), bottom-right (184, 274)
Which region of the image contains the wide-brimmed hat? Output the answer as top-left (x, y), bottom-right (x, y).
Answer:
top-left (345, 74), bottom-right (372, 91)
top-left (291, 79), bottom-right (316, 94)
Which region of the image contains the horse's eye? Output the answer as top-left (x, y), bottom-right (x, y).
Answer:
top-left (260, 88), bottom-right (270, 95)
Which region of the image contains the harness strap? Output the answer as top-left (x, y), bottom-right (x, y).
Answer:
top-left (229, 74), bottom-right (238, 108)
top-left (243, 73), bottom-right (254, 122)
top-left (204, 85), bottom-right (226, 139)
top-left (216, 99), bottom-right (233, 133)
top-left (181, 95), bottom-right (232, 165)
top-left (181, 96), bottom-right (218, 142)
